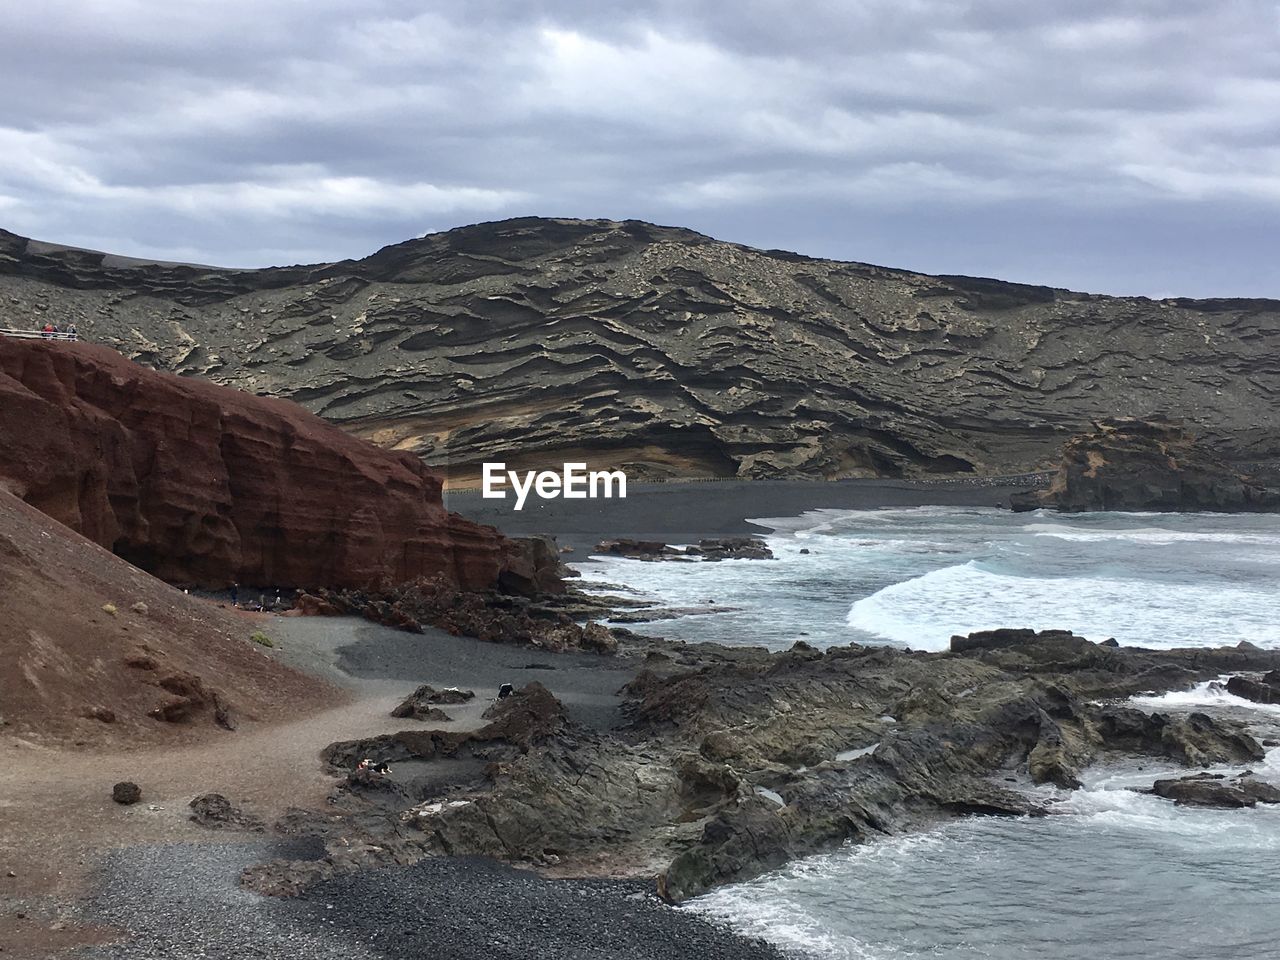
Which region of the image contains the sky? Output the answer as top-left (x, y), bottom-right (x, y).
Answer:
top-left (1, 1), bottom-right (1277, 297)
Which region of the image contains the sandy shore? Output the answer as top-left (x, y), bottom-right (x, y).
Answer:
top-left (446, 476), bottom-right (1043, 552)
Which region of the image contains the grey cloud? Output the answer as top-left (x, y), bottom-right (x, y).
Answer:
top-left (0, 0), bottom-right (1277, 295)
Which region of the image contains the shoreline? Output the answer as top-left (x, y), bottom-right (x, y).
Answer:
top-left (446, 476), bottom-right (1044, 553)
top-left (4, 615), bottom-right (785, 960)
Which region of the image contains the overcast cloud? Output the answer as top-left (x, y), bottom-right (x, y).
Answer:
top-left (1, 1), bottom-right (1277, 296)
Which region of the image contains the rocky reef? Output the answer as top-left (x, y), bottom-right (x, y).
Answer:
top-left (3, 219), bottom-right (1278, 480)
top-left (1011, 418), bottom-right (1280, 513)
top-left (0, 338), bottom-right (509, 589)
top-left (242, 628), bottom-right (1280, 903)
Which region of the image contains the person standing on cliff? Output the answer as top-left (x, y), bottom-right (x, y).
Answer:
top-left (66, 322), bottom-right (78, 341)
top-left (230, 582), bottom-right (239, 608)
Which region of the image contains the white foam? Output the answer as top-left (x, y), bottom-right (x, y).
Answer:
top-left (834, 743), bottom-right (879, 762)
top-left (1130, 679), bottom-right (1280, 716)
top-left (755, 786), bottom-right (786, 807)
top-left (845, 561), bottom-right (1280, 650)
top-left (1024, 523), bottom-right (1280, 546)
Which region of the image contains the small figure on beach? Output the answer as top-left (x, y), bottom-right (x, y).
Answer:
top-left (230, 582), bottom-right (239, 607)
top-left (356, 758), bottom-right (391, 775)
top-left (496, 682), bottom-right (515, 702)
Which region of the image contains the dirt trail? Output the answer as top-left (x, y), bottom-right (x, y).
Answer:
top-left (0, 631), bottom-right (456, 957)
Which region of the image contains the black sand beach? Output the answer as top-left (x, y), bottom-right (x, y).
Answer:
top-left (446, 477), bottom-right (1044, 553)
top-left (46, 615), bottom-right (781, 960)
top-left (41, 479), bottom-right (1042, 960)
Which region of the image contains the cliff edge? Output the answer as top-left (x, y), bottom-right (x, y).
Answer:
top-left (0, 338), bottom-right (507, 589)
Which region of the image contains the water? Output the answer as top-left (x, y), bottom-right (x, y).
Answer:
top-left (690, 781), bottom-right (1280, 960)
top-left (575, 507), bottom-right (1280, 958)
top-left (583, 507), bottom-right (1280, 650)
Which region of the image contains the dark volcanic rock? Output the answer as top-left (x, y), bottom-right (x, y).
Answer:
top-left (189, 792), bottom-right (265, 830)
top-left (4, 218), bottom-right (1277, 481)
top-left (596, 537), bottom-right (773, 561)
top-left (260, 633), bottom-right (1280, 905)
top-left (111, 781), bottom-right (141, 805)
top-left (950, 628), bottom-right (1081, 654)
top-left (0, 338), bottom-right (512, 589)
top-left (1011, 418), bottom-right (1280, 513)
top-left (390, 685), bottom-right (456, 722)
top-left (1147, 772), bottom-right (1280, 808)
top-left (306, 578), bottom-right (620, 653)
top-left (1226, 671), bottom-right (1280, 705)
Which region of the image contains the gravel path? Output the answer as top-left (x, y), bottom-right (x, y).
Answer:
top-left (79, 844), bottom-right (784, 960)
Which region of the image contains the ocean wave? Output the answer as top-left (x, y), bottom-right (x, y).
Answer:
top-left (1024, 524), bottom-right (1280, 546)
top-left (1130, 680), bottom-right (1280, 716)
top-left (844, 561), bottom-right (1280, 650)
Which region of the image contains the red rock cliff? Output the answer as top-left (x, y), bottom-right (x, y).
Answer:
top-left (0, 339), bottom-right (506, 589)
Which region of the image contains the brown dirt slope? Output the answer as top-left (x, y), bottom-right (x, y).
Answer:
top-left (0, 489), bottom-right (337, 747)
top-left (0, 338), bottom-right (507, 590)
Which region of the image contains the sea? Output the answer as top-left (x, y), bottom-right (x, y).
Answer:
top-left (580, 507), bottom-right (1280, 960)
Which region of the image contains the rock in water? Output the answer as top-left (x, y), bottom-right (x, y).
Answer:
top-left (0, 338), bottom-right (512, 590)
top-left (1011, 418), bottom-right (1280, 513)
top-left (1225, 672), bottom-right (1280, 705)
top-left (112, 781), bottom-right (142, 805)
top-left (1147, 772), bottom-right (1280, 808)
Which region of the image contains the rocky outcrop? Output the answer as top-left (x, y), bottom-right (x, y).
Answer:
top-left (299, 578), bottom-right (620, 653)
top-left (189, 793), bottom-right (265, 830)
top-left (0, 338), bottom-right (510, 589)
top-left (1011, 418), bottom-right (1280, 513)
top-left (595, 537), bottom-right (774, 561)
top-left (1226, 671), bottom-right (1280, 705)
top-left (248, 630), bottom-right (1280, 903)
top-left (391, 684), bottom-right (473, 721)
top-left (3, 218), bottom-right (1277, 481)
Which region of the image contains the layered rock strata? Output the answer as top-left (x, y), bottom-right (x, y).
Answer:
top-left (0, 338), bottom-right (507, 589)
top-left (3, 219), bottom-right (1278, 480)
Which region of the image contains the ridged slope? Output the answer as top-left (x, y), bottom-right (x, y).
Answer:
top-left (2, 218), bottom-right (1276, 479)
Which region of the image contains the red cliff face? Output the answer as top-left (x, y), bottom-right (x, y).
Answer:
top-left (0, 339), bottom-right (506, 590)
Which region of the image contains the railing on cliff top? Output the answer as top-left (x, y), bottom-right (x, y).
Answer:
top-left (0, 327), bottom-right (79, 341)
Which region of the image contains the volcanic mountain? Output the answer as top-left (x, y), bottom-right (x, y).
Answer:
top-left (2, 218), bottom-right (1276, 480)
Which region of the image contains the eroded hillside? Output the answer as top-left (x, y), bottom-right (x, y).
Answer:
top-left (2, 219), bottom-right (1275, 480)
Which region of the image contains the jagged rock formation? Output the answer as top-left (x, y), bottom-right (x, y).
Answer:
top-left (1011, 418), bottom-right (1280, 512)
top-left (243, 630), bottom-right (1280, 902)
top-left (0, 489), bottom-right (334, 745)
top-left (2, 219), bottom-right (1277, 480)
top-left (0, 338), bottom-right (508, 589)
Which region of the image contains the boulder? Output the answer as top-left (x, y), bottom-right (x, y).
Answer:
top-left (390, 686), bottom-right (456, 722)
top-left (1147, 772), bottom-right (1280, 808)
top-left (1225, 672), bottom-right (1280, 705)
top-left (189, 793), bottom-right (265, 830)
top-left (112, 781), bottom-right (141, 805)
